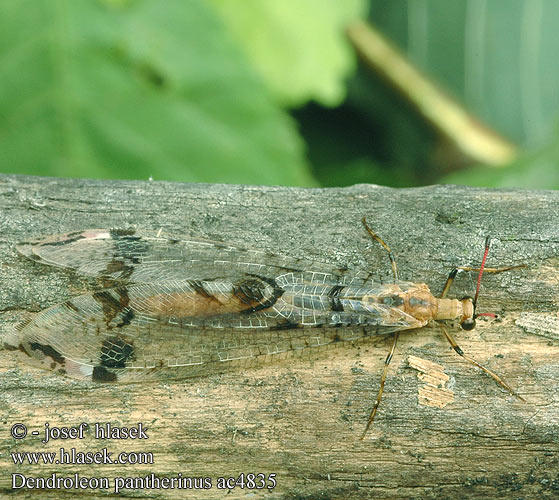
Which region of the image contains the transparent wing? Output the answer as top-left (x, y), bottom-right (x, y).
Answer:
top-left (7, 280), bottom-right (423, 382)
top-left (16, 229), bottom-right (372, 285)
top-left (12, 229), bottom-right (427, 382)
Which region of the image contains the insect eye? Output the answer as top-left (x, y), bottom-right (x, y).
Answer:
top-left (460, 318), bottom-right (476, 331)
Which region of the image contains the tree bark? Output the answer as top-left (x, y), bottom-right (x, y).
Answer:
top-left (1, 174), bottom-right (558, 499)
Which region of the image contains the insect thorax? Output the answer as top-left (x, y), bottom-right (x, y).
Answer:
top-left (361, 283), bottom-right (438, 323)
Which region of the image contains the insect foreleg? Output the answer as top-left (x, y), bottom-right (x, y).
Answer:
top-left (456, 266), bottom-right (524, 273)
top-left (440, 268), bottom-right (459, 299)
top-left (439, 324), bottom-right (525, 402)
top-left (361, 216), bottom-right (398, 281)
top-left (440, 260), bottom-right (524, 300)
top-left (439, 264), bottom-right (524, 300)
top-left (360, 332), bottom-right (400, 440)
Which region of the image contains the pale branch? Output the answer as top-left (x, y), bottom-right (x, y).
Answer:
top-left (1, 174), bottom-right (558, 499)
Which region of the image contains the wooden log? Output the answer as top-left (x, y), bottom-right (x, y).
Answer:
top-left (1, 174), bottom-right (558, 499)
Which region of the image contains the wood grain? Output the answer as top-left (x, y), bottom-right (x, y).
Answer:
top-left (1, 174), bottom-right (558, 499)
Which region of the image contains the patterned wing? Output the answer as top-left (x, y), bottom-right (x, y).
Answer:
top-left (5, 279), bottom-right (424, 382)
top-left (16, 229), bottom-right (372, 286)
top-left (12, 228), bottom-right (428, 382)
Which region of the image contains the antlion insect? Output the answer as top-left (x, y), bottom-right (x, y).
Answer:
top-left (4, 220), bottom-right (524, 439)
top-left (359, 218), bottom-right (525, 439)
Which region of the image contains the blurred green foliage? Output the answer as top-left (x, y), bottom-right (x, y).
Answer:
top-left (210, 0), bottom-right (366, 107)
top-left (1, 0), bottom-right (558, 189)
top-left (357, 0), bottom-right (559, 189)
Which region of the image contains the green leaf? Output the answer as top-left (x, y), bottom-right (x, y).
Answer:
top-left (0, 0), bottom-right (314, 185)
top-left (209, 0), bottom-right (368, 107)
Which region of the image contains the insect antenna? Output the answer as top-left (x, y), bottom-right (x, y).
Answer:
top-left (461, 235), bottom-right (525, 318)
top-left (359, 230), bottom-right (526, 440)
top-left (439, 236), bottom-right (525, 401)
top-left (472, 235), bottom-right (492, 314)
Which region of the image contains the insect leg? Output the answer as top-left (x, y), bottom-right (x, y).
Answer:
top-left (440, 268), bottom-right (459, 299)
top-left (457, 265), bottom-right (525, 273)
top-left (361, 216), bottom-right (398, 281)
top-left (439, 324), bottom-right (525, 402)
top-left (439, 266), bottom-right (525, 299)
top-left (360, 332), bottom-right (400, 440)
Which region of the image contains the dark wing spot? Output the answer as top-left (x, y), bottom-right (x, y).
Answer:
top-left (116, 308), bottom-right (135, 328)
top-left (190, 280), bottom-right (213, 298)
top-left (237, 274), bottom-right (285, 314)
top-left (327, 285), bottom-right (345, 297)
top-left (330, 299), bottom-right (344, 312)
top-left (269, 320), bottom-right (300, 331)
top-left (64, 300), bottom-right (80, 313)
top-left (93, 288), bottom-right (131, 326)
top-left (327, 285), bottom-right (345, 312)
top-left (233, 278), bottom-right (267, 304)
top-left (65, 231), bottom-right (84, 237)
top-left (105, 259), bottom-right (135, 279)
top-left (100, 337), bottom-right (135, 369)
top-left (27, 342), bottom-right (65, 365)
top-left (109, 229), bottom-right (137, 237)
top-left (92, 366), bottom-right (118, 382)
top-left (38, 233), bottom-right (86, 247)
top-left (276, 265), bottom-right (304, 273)
top-left (112, 235), bottom-right (150, 265)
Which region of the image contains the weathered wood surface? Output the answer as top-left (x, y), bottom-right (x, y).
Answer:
top-left (1, 174), bottom-right (558, 499)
